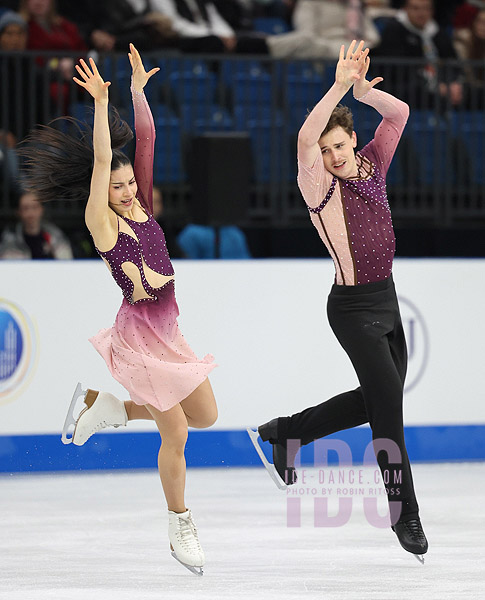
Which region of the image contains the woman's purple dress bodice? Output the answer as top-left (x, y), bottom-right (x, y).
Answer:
top-left (95, 84), bottom-right (174, 305)
top-left (96, 213), bottom-right (174, 305)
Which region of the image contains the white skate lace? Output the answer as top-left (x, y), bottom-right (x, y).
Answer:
top-left (175, 515), bottom-right (201, 553)
top-left (89, 420), bottom-right (109, 436)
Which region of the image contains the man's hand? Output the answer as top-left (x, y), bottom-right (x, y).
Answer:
top-left (335, 40), bottom-right (369, 92)
top-left (353, 52), bottom-right (384, 99)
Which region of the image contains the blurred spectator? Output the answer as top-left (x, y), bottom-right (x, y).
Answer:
top-left (57, 0), bottom-right (178, 52)
top-left (177, 223), bottom-right (251, 259)
top-left (454, 7), bottom-right (485, 59)
top-left (130, 0), bottom-right (377, 58)
top-left (0, 130), bottom-right (20, 200)
top-left (148, 0), bottom-right (313, 54)
top-left (374, 0), bottom-right (464, 109)
top-left (19, 0), bottom-right (87, 55)
top-left (0, 9), bottom-right (27, 51)
top-left (19, 0), bottom-right (88, 114)
top-left (454, 9), bottom-right (485, 106)
top-left (147, 0), bottom-right (264, 53)
top-left (250, 0), bottom-right (295, 21)
top-left (0, 10), bottom-right (26, 166)
top-left (0, 2), bottom-right (18, 18)
top-left (0, 12), bottom-right (25, 199)
top-left (363, 0), bottom-right (398, 20)
top-left (212, 0), bottom-right (254, 31)
top-left (0, 11), bottom-right (47, 142)
top-left (267, 0), bottom-right (380, 59)
top-left (429, 0), bottom-right (463, 29)
top-left (152, 185), bottom-right (185, 258)
top-left (0, 191), bottom-right (73, 259)
top-left (454, 1), bottom-right (485, 29)
top-left (387, 0), bottom-right (463, 28)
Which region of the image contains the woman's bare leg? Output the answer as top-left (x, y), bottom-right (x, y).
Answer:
top-left (123, 378), bottom-right (217, 511)
top-left (145, 402), bottom-right (188, 513)
top-left (122, 378), bottom-right (217, 425)
top-left (125, 401), bottom-right (154, 421)
top-left (180, 378), bottom-right (218, 429)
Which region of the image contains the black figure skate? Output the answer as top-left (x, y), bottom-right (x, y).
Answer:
top-left (392, 518), bottom-right (428, 564)
top-left (247, 418), bottom-right (299, 490)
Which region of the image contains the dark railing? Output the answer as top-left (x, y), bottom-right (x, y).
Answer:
top-left (1, 51), bottom-right (484, 230)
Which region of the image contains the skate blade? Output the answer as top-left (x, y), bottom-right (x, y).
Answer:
top-left (246, 428), bottom-right (287, 491)
top-left (414, 554), bottom-right (425, 565)
top-left (61, 382), bottom-right (86, 445)
top-left (171, 552), bottom-right (203, 576)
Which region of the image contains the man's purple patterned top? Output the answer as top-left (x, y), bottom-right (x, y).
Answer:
top-left (297, 88), bottom-right (410, 286)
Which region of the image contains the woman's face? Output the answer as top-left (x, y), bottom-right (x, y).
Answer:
top-left (26, 0), bottom-right (52, 19)
top-left (473, 11), bottom-right (485, 40)
top-left (108, 164), bottom-right (138, 213)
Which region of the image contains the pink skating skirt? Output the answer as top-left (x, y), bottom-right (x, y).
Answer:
top-left (89, 283), bottom-right (216, 412)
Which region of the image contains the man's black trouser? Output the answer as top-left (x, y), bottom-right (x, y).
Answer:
top-left (279, 275), bottom-right (419, 521)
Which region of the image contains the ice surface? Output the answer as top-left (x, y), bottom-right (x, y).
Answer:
top-left (1, 463), bottom-right (484, 600)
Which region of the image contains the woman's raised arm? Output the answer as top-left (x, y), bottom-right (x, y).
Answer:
top-left (73, 57), bottom-right (112, 230)
top-left (129, 43), bottom-right (160, 214)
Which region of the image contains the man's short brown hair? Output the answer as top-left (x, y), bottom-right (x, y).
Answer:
top-left (321, 104), bottom-right (354, 139)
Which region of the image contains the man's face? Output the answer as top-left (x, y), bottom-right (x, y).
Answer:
top-left (318, 126), bottom-right (358, 179)
top-left (406, 0), bottom-right (433, 30)
top-left (0, 24), bottom-right (27, 51)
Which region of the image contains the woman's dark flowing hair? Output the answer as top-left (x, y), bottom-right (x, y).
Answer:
top-left (18, 107), bottom-right (133, 203)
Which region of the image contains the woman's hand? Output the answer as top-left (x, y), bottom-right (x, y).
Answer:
top-left (73, 57), bottom-right (110, 103)
top-left (335, 40), bottom-right (369, 91)
top-left (128, 43), bottom-right (160, 93)
top-left (353, 52), bottom-right (384, 99)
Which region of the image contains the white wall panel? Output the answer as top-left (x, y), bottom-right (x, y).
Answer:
top-left (1, 259), bottom-right (484, 434)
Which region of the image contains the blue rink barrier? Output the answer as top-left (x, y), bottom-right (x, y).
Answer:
top-left (0, 425), bottom-right (484, 473)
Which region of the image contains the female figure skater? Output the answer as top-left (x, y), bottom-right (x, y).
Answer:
top-left (22, 45), bottom-right (217, 576)
top-left (249, 41), bottom-right (428, 562)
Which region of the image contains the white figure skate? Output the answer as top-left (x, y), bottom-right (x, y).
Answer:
top-left (168, 509), bottom-right (205, 576)
top-left (246, 428), bottom-right (288, 491)
top-left (61, 382), bottom-right (128, 446)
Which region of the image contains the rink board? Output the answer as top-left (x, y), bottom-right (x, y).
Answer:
top-left (1, 425), bottom-right (485, 473)
top-left (1, 258), bottom-right (485, 472)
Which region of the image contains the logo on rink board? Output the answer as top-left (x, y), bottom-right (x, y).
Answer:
top-left (398, 296), bottom-right (429, 393)
top-left (0, 299), bottom-right (37, 405)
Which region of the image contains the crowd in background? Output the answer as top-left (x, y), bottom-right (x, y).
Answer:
top-left (1, 0), bottom-right (485, 260)
top-left (0, 1), bottom-right (482, 61)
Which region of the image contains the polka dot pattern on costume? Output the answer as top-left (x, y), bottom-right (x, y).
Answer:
top-left (89, 84), bottom-right (216, 414)
top-left (339, 152), bottom-right (396, 285)
top-left (97, 214), bottom-right (174, 305)
top-left (298, 89), bottom-right (408, 287)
